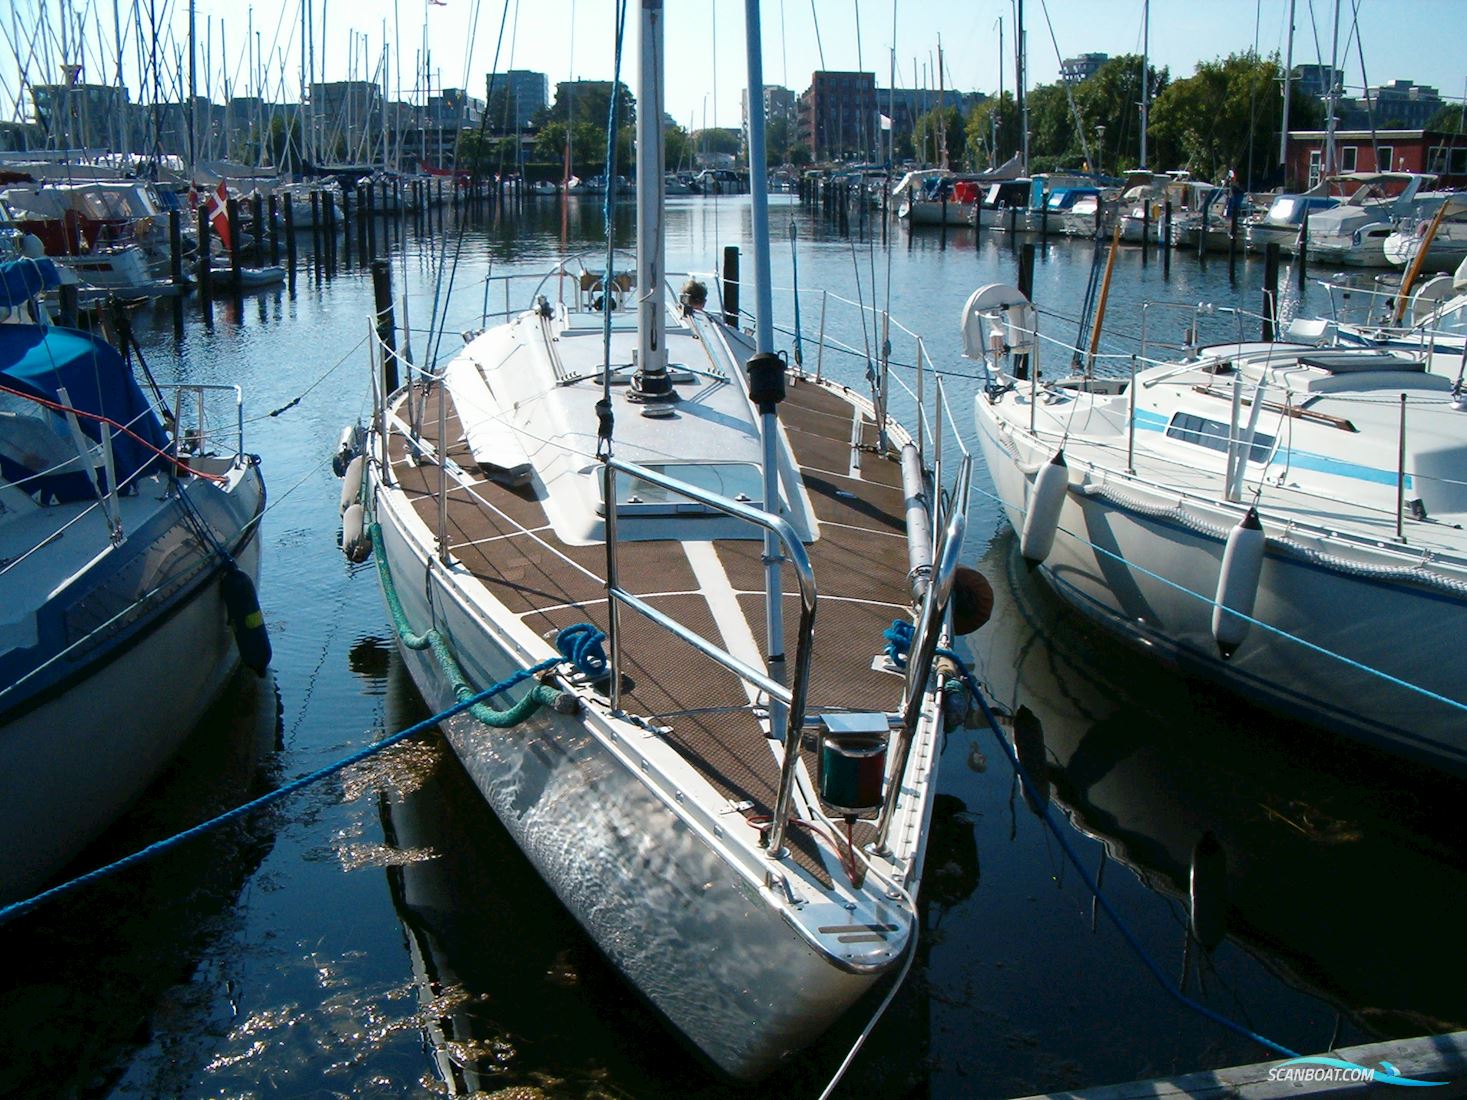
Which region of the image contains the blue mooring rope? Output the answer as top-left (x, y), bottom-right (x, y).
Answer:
top-left (0, 657), bottom-right (558, 926)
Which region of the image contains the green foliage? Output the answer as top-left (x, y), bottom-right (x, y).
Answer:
top-left (692, 128), bottom-right (742, 156)
top-left (965, 93), bottom-right (1019, 169)
top-left (912, 106), bottom-right (966, 167)
top-left (1149, 52), bottom-right (1301, 187)
top-left (788, 145), bottom-right (813, 168)
top-left (458, 128), bottom-right (520, 175)
top-left (664, 123), bottom-right (693, 170)
top-left (1073, 54), bottom-right (1169, 172)
top-left (536, 81), bottom-right (637, 130)
top-left (533, 120), bottom-right (619, 175)
top-left (1426, 104), bottom-right (1464, 132)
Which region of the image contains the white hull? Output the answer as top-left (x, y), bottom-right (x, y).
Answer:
top-left (905, 199), bottom-right (972, 226)
top-left (0, 526), bottom-right (261, 900)
top-left (374, 492), bottom-right (904, 1079)
top-left (972, 409), bottom-right (1467, 771)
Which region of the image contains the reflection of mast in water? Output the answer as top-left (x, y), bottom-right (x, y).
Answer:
top-left (972, 529), bottom-right (1467, 1039)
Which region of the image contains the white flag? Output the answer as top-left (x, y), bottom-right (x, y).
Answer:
top-left (879, 114), bottom-right (893, 131)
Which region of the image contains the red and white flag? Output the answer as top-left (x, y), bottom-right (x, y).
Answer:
top-left (207, 179), bottom-right (232, 251)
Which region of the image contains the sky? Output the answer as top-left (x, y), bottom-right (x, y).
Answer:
top-left (3, 0), bottom-right (1464, 131)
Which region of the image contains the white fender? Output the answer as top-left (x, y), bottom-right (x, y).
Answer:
top-left (1212, 507), bottom-right (1264, 658)
top-left (1020, 451), bottom-right (1068, 566)
top-left (341, 502), bottom-right (371, 563)
top-left (339, 454), bottom-right (364, 515)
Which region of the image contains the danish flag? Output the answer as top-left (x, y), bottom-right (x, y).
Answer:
top-left (207, 180), bottom-right (232, 251)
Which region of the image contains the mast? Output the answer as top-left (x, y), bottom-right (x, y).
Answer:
top-left (1279, 0), bottom-right (1295, 173)
top-left (1139, 0), bottom-right (1149, 170)
top-left (741, 0), bottom-right (792, 844)
top-left (632, 0), bottom-right (669, 391)
top-left (1016, 0), bottom-right (1027, 172)
top-left (1325, 0), bottom-right (1340, 177)
top-left (937, 36), bottom-right (948, 170)
top-left (188, 0), bottom-right (197, 171)
top-left (996, 17), bottom-right (1003, 165)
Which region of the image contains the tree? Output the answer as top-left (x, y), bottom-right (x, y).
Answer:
top-left (664, 123), bottom-right (693, 170)
top-left (537, 80), bottom-right (636, 130)
top-left (533, 120), bottom-right (609, 175)
top-left (1150, 52), bottom-right (1315, 188)
top-left (1426, 104), bottom-right (1464, 132)
top-left (912, 106), bottom-right (966, 168)
top-left (1069, 54), bottom-right (1170, 172)
top-left (964, 93), bottom-right (1019, 169)
top-left (788, 144), bottom-right (812, 168)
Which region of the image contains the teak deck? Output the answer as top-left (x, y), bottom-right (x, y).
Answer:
top-left (389, 375), bottom-right (914, 885)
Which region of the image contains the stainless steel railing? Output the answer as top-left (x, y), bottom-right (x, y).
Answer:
top-left (600, 455), bottom-right (817, 861)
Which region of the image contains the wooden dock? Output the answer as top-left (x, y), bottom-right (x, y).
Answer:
top-left (1016, 1032), bottom-right (1467, 1100)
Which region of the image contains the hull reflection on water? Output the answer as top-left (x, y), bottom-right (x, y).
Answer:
top-left (973, 531), bottom-right (1467, 1038)
top-left (0, 671), bottom-right (282, 1097)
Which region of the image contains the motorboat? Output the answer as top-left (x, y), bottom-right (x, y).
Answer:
top-left (1303, 172), bottom-right (1441, 267)
top-left (349, 0), bottom-right (978, 1080)
top-left (0, 255), bottom-right (269, 904)
top-left (966, 282), bottom-right (1467, 772)
top-left (1384, 196), bottom-right (1467, 273)
top-left (1246, 191), bottom-right (1340, 254)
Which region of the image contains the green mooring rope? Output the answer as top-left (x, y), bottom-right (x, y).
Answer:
top-left (370, 521), bottom-right (564, 725)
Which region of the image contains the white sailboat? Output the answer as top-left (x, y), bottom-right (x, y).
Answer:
top-left (967, 284), bottom-right (1467, 772)
top-left (349, 0), bottom-right (978, 1080)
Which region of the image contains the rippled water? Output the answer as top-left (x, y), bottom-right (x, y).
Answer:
top-left (0, 194), bottom-right (1461, 1099)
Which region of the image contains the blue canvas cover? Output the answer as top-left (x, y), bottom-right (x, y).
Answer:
top-left (0, 256), bottom-right (59, 308)
top-left (0, 321), bottom-right (170, 501)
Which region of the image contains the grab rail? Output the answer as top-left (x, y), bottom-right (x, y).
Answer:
top-left (600, 455), bottom-right (817, 861)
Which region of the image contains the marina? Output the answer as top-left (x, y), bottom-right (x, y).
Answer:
top-left (0, 177), bottom-right (1462, 1095)
top-left (1, 0), bottom-right (1466, 1093)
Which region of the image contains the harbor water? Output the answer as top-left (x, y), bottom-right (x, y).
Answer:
top-left (1, 194), bottom-right (1462, 1099)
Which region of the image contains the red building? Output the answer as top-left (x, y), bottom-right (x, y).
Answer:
top-left (1285, 128), bottom-right (1467, 189)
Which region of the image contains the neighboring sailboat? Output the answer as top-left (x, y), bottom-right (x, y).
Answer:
top-left (350, 0), bottom-right (977, 1082)
top-left (967, 283), bottom-right (1467, 772)
top-left (0, 252), bottom-right (269, 904)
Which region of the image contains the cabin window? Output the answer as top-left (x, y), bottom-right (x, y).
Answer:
top-left (1308, 151), bottom-right (1322, 187)
top-left (1165, 412), bottom-right (1276, 464)
top-left (1339, 146), bottom-right (1358, 172)
top-left (1376, 146), bottom-right (1394, 171)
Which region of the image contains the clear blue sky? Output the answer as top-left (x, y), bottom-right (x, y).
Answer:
top-left (3, 1), bottom-right (1463, 129)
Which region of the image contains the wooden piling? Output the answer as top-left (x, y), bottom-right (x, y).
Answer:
top-left (1262, 242), bottom-right (1280, 341)
top-left (1017, 242), bottom-right (1036, 302)
top-left (1297, 204), bottom-right (1310, 288)
top-left (226, 197), bottom-right (242, 293)
top-left (252, 193), bottom-right (265, 266)
top-left (268, 194), bottom-right (280, 265)
top-left (371, 258), bottom-right (398, 393)
top-left (722, 245), bottom-right (740, 327)
top-left (1163, 200), bottom-right (1172, 278)
top-left (1228, 203), bottom-right (1240, 282)
top-left (341, 190), bottom-right (353, 266)
top-left (283, 195), bottom-right (297, 283)
top-left (168, 208), bottom-right (184, 289)
top-left (196, 203), bottom-right (212, 310)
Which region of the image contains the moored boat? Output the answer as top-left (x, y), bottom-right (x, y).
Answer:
top-left (349, 1), bottom-right (979, 1080)
top-left (0, 256), bottom-right (269, 904)
top-left (967, 283), bottom-right (1467, 771)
